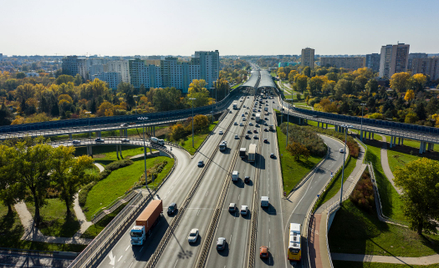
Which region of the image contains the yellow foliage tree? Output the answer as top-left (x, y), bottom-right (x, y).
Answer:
top-left (404, 89), bottom-right (415, 102)
top-left (390, 72), bottom-right (411, 92)
top-left (97, 101), bottom-right (114, 117)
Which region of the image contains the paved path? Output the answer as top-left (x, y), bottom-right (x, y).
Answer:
top-left (94, 162), bottom-right (105, 173)
top-left (379, 134), bottom-right (403, 194)
top-left (332, 253), bottom-right (439, 265)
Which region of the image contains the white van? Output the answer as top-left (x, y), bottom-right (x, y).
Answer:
top-left (232, 171), bottom-right (239, 181)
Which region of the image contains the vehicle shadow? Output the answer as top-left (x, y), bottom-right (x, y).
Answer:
top-left (241, 211), bottom-right (251, 220)
top-left (217, 244), bottom-right (229, 257)
top-left (233, 178), bottom-right (244, 188)
top-left (262, 204), bottom-right (277, 216)
top-left (260, 252), bottom-right (274, 266)
top-left (189, 235), bottom-right (202, 247)
top-left (132, 217), bottom-right (170, 261)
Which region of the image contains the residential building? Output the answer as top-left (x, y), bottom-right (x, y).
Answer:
top-left (62, 56), bottom-right (80, 76)
top-left (365, 53), bottom-right (381, 73)
top-left (301, 48), bottom-right (315, 69)
top-left (379, 43), bottom-right (410, 78)
top-left (129, 59), bottom-right (150, 89)
top-left (411, 57), bottom-right (439, 81)
top-left (107, 60), bottom-right (130, 83)
top-left (320, 56), bottom-right (365, 70)
top-left (194, 50), bottom-right (219, 89)
top-left (408, 53), bottom-right (428, 71)
top-left (94, 72), bottom-right (122, 90)
top-left (161, 57), bottom-right (183, 89)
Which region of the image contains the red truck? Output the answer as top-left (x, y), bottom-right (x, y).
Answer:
top-left (130, 199), bottom-right (163, 246)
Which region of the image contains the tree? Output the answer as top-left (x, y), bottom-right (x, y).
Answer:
top-left (394, 158), bottom-right (439, 235)
top-left (415, 102), bottom-right (427, 121)
top-left (390, 72), bottom-right (411, 92)
top-left (187, 80), bottom-right (211, 108)
top-left (153, 87), bottom-right (182, 111)
top-left (73, 74), bottom-right (83, 86)
top-left (404, 110), bottom-right (418, 123)
top-left (302, 66), bottom-right (311, 77)
top-left (14, 140), bottom-right (53, 227)
top-left (0, 101), bottom-right (13, 126)
top-left (0, 145), bottom-right (24, 215)
top-left (295, 74), bottom-right (308, 93)
top-left (426, 97), bottom-right (439, 115)
top-left (288, 70), bottom-right (298, 83)
top-left (308, 76), bottom-right (325, 96)
top-left (97, 101), bottom-right (114, 116)
top-left (410, 73), bottom-right (427, 92)
top-left (55, 74), bottom-right (74, 85)
top-left (51, 146), bottom-right (93, 216)
top-left (286, 142), bottom-right (310, 161)
top-left (365, 79), bottom-right (379, 94)
top-left (404, 89), bottom-right (415, 102)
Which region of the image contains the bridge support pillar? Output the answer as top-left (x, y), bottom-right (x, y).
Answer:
top-left (419, 141), bottom-right (425, 154)
top-left (430, 143), bottom-right (435, 151)
top-left (69, 133), bottom-right (72, 141)
top-left (116, 145), bottom-right (120, 160)
top-left (97, 131), bottom-right (101, 138)
top-left (125, 129), bottom-right (128, 137)
top-left (368, 132), bottom-right (371, 140)
top-left (360, 130), bottom-right (363, 141)
top-left (120, 129), bottom-right (123, 137)
top-left (401, 138), bottom-right (404, 145)
top-left (317, 122), bottom-right (320, 128)
top-left (325, 123), bottom-right (328, 129)
top-left (153, 126), bottom-right (155, 136)
top-left (120, 145), bottom-right (124, 159)
top-left (390, 136), bottom-right (393, 148)
top-left (87, 145), bottom-right (93, 157)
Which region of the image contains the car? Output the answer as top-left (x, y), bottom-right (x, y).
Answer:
top-left (264, 138), bottom-right (268, 143)
top-left (249, 122), bottom-right (253, 126)
top-left (265, 117), bottom-right (269, 120)
top-left (258, 109), bottom-right (261, 112)
top-left (260, 246), bottom-right (269, 259)
top-left (121, 138), bottom-right (130, 142)
top-left (245, 112), bottom-right (248, 114)
top-left (245, 134), bottom-right (250, 139)
top-left (95, 138), bottom-right (105, 142)
top-left (188, 228), bottom-right (199, 243)
top-left (244, 176), bottom-right (250, 183)
top-left (234, 121), bottom-right (238, 125)
top-left (253, 135), bottom-right (259, 139)
top-left (167, 203), bottom-right (177, 215)
top-left (253, 129), bottom-right (258, 133)
top-left (219, 130), bottom-right (223, 135)
top-left (273, 101), bottom-right (275, 103)
top-left (339, 148), bottom-right (345, 153)
top-left (242, 114), bottom-right (245, 117)
top-left (229, 203), bottom-right (237, 212)
top-left (247, 106), bottom-right (249, 109)
top-left (229, 110), bottom-right (232, 113)
top-left (217, 237), bottom-right (227, 251)
top-left (240, 123), bottom-right (244, 126)
top-left (243, 105), bottom-right (246, 108)
top-left (72, 140), bottom-right (81, 144)
top-left (255, 124), bottom-right (260, 127)
top-left (120, 123), bottom-right (128, 127)
top-left (235, 134), bottom-right (239, 139)
top-left (312, 115), bottom-right (318, 118)
top-left (241, 205), bottom-right (249, 216)
top-left (198, 160), bottom-right (204, 167)
top-left (270, 153), bottom-right (276, 159)
top-left (264, 128), bottom-right (268, 132)
top-left (242, 118), bottom-right (246, 121)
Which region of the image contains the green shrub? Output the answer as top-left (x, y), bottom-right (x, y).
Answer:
top-left (98, 159), bottom-right (133, 181)
top-left (349, 171), bottom-right (375, 213)
top-left (280, 123), bottom-right (327, 157)
top-left (79, 181), bottom-right (97, 207)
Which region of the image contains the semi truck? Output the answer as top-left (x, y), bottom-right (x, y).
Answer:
top-left (130, 200), bottom-right (163, 246)
top-left (255, 113), bottom-right (261, 123)
top-left (151, 137), bottom-right (165, 146)
top-left (239, 148), bottom-right (247, 158)
top-left (248, 144), bottom-right (257, 163)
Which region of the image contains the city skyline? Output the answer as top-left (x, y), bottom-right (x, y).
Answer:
top-left (1, 0), bottom-right (439, 56)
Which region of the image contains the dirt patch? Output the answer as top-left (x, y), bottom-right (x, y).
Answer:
top-left (93, 154), bottom-right (106, 159)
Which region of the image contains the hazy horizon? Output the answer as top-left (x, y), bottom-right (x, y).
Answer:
top-left (2, 0), bottom-right (438, 56)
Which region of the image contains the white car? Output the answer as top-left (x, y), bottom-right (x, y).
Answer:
top-left (242, 118), bottom-right (246, 121)
top-left (219, 130), bottom-right (223, 135)
top-left (339, 148), bottom-right (345, 153)
top-left (188, 228), bottom-right (199, 243)
top-left (241, 205), bottom-right (249, 216)
top-left (121, 138), bottom-right (130, 142)
top-left (234, 122), bottom-right (238, 125)
top-left (240, 123), bottom-right (244, 126)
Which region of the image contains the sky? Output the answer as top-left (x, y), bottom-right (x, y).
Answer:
top-left (1, 0), bottom-right (438, 56)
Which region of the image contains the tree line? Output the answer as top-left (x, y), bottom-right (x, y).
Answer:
top-left (0, 138), bottom-right (94, 226)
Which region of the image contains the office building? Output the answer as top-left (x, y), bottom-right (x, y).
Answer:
top-left (379, 43), bottom-right (410, 78)
top-left (301, 48), bottom-right (315, 69)
top-left (408, 53), bottom-right (428, 71)
top-left (365, 53), bottom-right (381, 73)
top-left (411, 57), bottom-right (439, 81)
top-left (93, 72), bottom-right (122, 90)
top-left (320, 56), bottom-right (365, 70)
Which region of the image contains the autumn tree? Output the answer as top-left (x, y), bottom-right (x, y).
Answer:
top-left (409, 73), bottom-right (427, 93)
top-left (97, 101), bottom-right (114, 116)
top-left (394, 158), bottom-right (439, 235)
top-left (404, 89), bottom-right (415, 102)
top-left (294, 74), bottom-right (308, 93)
top-left (0, 145), bottom-right (25, 215)
top-left (286, 142), bottom-right (310, 161)
top-left (390, 72), bottom-right (411, 92)
top-left (187, 79), bottom-right (211, 107)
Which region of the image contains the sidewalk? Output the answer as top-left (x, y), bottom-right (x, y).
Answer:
top-left (332, 253), bottom-right (439, 265)
top-left (379, 134), bottom-right (403, 194)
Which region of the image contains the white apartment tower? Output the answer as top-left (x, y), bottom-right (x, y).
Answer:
top-left (379, 43), bottom-right (410, 78)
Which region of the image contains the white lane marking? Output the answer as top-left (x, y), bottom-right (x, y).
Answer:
top-left (125, 245), bottom-right (130, 251)
top-left (108, 251), bottom-right (115, 265)
top-left (118, 255), bottom-right (123, 262)
top-left (173, 259), bottom-right (179, 268)
top-left (197, 209), bottom-right (200, 216)
top-left (128, 262), bottom-right (133, 268)
top-left (269, 229), bottom-right (271, 234)
top-left (230, 234), bottom-right (233, 244)
top-left (238, 194), bottom-right (240, 200)
top-left (269, 241), bottom-right (271, 248)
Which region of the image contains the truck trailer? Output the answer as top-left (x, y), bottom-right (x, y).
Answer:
top-left (239, 148), bottom-right (247, 159)
top-left (248, 144), bottom-right (257, 163)
top-left (151, 137), bottom-right (165, 146)
top-left (130, 200), bottom-right (163, 246)
top-left (255, 113), bottom-right (261, 123)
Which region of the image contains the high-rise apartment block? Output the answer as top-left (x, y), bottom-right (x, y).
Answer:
top-left (411, 57), bottom-right (439, 81)
top-left (194, 50), bottom-right (220, 89)
top-left (365, 53), bottom-right (381, 73)
top-left (301, 48), bottom-right (315, 69)
top-left (408, 53), bottom-right (428, 71)
top-left (320, 56), bottom-right (365, 70)
top-left (93, 72), bottom-right (122, 90)
top-left (62, 56), bottom-right (81, 76)
top-left (379, 43), bottom-right (410, 78)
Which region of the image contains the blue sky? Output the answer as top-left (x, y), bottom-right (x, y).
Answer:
top-left (1, 0), bottom-right (438, 56)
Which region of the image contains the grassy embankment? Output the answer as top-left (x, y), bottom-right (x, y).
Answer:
top-left (177, 121), bottom-right (218, 155)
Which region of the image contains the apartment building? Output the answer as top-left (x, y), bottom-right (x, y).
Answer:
top-left (412, 57), bottom-right (439, 81)
top-left (301, 48), bottom-right (315, 69)
top-left (320, 56), bottom-right (365, 70)
top-left (93, 72), bottom-right (122, 90)
top-left (365, 53), bottom-right (381, 73)
top-left (408, 53), bottom-right (428, 71)
top-left (379, 43), bottom-right (410, 78)
top-left (194, 50), bottom-right (220, 89)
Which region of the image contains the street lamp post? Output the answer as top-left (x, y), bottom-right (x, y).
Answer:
top-left (138, 116), bottom-right (152, 195)
top-left (339, 124), bottom-right (352, 205)
top-left (360, 103), bottom-right (366, 141)
top-left (286, 103), bottom-right (289, 148)
top-left (85, 111), bottom-right (92, 139)
top-left (189, 98), bottom-right (196, 148)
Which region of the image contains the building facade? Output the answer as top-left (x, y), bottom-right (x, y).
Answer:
top-left (411, 57), bottom-right (439, 81)
top-left (365, 53), bottom-right (381, 73)
top-left (379, 43), bottom-right (410, 78)
top-left (194, 50), bottom-right (219, 89)
top-left (301, 48), bottom-right (315, 69)
top-left (93, 72), bottom-right (122, 90)
top-left (320, 57), bottom-right (365, 70)
top-left (408, 53), bottom-right (428, 71)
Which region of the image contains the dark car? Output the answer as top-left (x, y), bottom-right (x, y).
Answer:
top-left (270, 153), bottom-right (276, 159)
top-left (244, 176), bottom-right (250, 183)
top-left (167, 203), bottom-right (177, 215)
top-left (95, 138), bottom-right (105, 142)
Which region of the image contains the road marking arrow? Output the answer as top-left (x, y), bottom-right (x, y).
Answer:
top-left (109, 251), bottom-right (116, 266)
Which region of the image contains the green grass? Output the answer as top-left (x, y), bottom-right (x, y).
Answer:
top-left (232, 83), bottom-right (242, 89)
top-left (276, 126), bottom-right (322, 193)
top-left (387, 150), bottom-right (420, 174)
top-left (83, 157), bottom-right (174, 220)
top-left (329, 200), bottom-right (439, 257)
top-left (81, 203), bottom-right (127, 239)
top-left (25, 199), bottom-right (80, 237)
top-left (75, 146), bottom-right (157, 166)
top-left (315, 155), bottom-right (357, 209)
top-left (365, 145), bottom-right (406, 224)
top-left (178, 122), bottom-right (218, 155)
top-left (334, 261), bottom-right (439, 268)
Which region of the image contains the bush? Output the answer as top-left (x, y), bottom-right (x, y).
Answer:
top-left (79, 181), bottom-right (97, 207)
top-left (138, 161), bottom-right (168, 185)
top-left (98, 159), bottom-right (133, 181)
top-left (349, 171), bottom-right (375, 213)
top-left (280, 123), bottom-right (327, 157)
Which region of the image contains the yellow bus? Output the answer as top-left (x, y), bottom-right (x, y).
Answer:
top-left (287, 223), bottom-right (301, 261)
